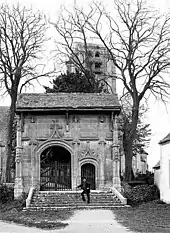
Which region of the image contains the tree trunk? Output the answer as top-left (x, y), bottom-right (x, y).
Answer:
top-left (124, 139), bottom-right (133, 181)
top-left (5, 93), bottom-right (17, 182)
top-left (124, 102), bottom-right (139, 181)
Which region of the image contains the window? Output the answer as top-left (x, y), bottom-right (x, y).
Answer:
top-left (95, 62), bottom-right (102, 68)
top-left (95, 51), bottom-right (100, 57)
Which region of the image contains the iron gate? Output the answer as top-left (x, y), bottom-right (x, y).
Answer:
top-left (81, 163), bottom-right (96, 190)
top-left (40, 160), bottom-right (71, 191)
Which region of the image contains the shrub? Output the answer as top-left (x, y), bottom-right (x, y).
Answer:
top-left (0, 184), bottom-right (14, 204)
top-left (0, 191), bottom-right (27, 211)
top-left (122, 183), bottom-right (160, 206)
top-left (0, 184), bottom-right (27, 211)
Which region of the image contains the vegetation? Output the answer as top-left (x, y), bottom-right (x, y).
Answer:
top-left (119, 97), bottom-right (151, 166)
top-left (44, 70), bottom-right (106, 93)
top-left (0, 184), bottom-right (72, 229)
top-left (0, 184), bottom-right (14, 204)
top-left (122, 183), bottom-right (159, 206)
top-left (113, 201), bottom-right (170, 233)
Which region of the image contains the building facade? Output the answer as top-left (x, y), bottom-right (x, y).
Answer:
top-left (14, 93), bottom-right (121, 198)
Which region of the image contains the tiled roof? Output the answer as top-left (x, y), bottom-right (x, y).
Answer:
top-left (159, 133), bottom-right (170, 145)
top-left (16, 93), bottom-right (121, 111)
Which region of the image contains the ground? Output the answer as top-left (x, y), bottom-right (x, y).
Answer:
top-left (1, 202), bottom-right (170, 232)
top-left (0, 209), bottom-right (132, 233)
top-left (114, 201), bottom-right (170, 233)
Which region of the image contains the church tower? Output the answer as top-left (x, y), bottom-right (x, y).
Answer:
top-left (66, 42), bottom-right (117, 94)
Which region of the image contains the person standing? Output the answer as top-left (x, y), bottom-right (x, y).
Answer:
top-left (77, 177), bottom-right (91, 204)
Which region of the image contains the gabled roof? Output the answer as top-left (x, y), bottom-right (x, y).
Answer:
top-left (16, 93), bottom-right (121, 112)
top-left (159, 133), bottom-right (170, 145)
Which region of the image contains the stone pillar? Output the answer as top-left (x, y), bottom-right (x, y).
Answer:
top-left (14, 115), bottom-right (24, 198)
top-left (112, 113), bottom-right (121, 191)
top-left (14, 146), bottom-right (23, 198)
top-left (98, 140), bottom-right (106, 189)
top-left (29, 140), bottom-right (39, 189)
top-left (72, 140), bottom-right (80, 190)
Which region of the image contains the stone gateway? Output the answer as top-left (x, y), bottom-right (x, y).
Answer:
top-left (14, 93), bottom-right (121, 198)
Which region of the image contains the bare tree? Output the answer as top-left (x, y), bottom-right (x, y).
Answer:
top-left (82, 0), bottom-right (170, 180)
top-left (55, 0), bottom-right (170, 181)
top-left (52, 6), bottom-right (112, 92)
top-left (0, 3), bottom-right (55, 182)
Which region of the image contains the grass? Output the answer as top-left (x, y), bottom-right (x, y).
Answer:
top-left (113, 200), bottom-right (170, 233)
top-left (0, 201), bottom-right (74, 230)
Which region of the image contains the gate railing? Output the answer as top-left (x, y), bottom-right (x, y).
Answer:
top-left (40, 163), bottom-right (71, 191)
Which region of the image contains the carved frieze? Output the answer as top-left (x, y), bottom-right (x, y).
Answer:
top-left (78, 148), bottom-right (98, 161)
top-left (79, 141), bottom-right (98, 161)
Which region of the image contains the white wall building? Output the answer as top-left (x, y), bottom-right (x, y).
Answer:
top-left (153, 161), bottom-right (160, 190)
top-left (159, 133), bottom-right (170, 203)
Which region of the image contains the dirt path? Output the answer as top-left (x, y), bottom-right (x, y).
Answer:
top-left (0, 209), bottom-right (133, 233)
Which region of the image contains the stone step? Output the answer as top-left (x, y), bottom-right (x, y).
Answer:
top-left (31, 199), bottom-right (119, 204)
top-left (30, 203), bottom-right (121, 207)
top-left (31, 198), bottom-right (118, 202)
top-left (32, 197), bottom-right (120, 204)
top-left (34, 193), bottom-right (114, 197)
top-left (24, 205), bottom-right (126, 211)
top-left (28, 190), bottom-right (123, 210)
top-left (33, 198), bottom-right (117, 201)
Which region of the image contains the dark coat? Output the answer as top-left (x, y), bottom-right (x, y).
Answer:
top-left (77, 181), bottom-right (91, 193)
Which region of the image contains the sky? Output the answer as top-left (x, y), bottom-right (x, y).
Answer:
top-left (0, 0), bottom-right (170, 169)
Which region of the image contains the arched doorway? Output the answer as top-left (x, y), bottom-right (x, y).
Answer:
top-left (40, 146), bottom-right (71, 191)
top-left (81, 163), bottom-right (96, 190)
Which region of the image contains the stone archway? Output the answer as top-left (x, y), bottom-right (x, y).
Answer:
top-left (81, 163), bottom-right (96, 190)
top-left (35, 139), bottom-right (74, 190)
top-left (40, 146), bottom-right (71, 191)
top-left (79, 159), bottom-right (99, 190)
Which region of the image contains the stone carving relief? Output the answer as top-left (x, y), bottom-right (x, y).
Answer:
top-left (49, 120), bottom-right (64, 139)
top-left (111, 144), bottom-right (120, 161)
top-left (78, 141), bottom-right (98, 161)
top-left (99, 115), bottom-right (105, 123)
top-left (72, 116), bottom-right (80, 123)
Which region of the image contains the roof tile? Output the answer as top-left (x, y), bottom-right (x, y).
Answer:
top-left (16, 93), bottom-right (120, 111)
